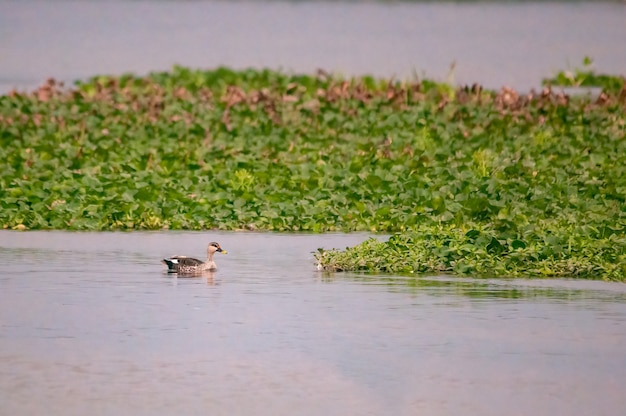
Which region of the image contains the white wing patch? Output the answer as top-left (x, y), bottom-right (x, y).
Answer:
top-left (170, 259), bottom-right (179, 264)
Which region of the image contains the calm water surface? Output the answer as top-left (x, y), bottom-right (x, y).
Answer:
top-left (1, 1), bottom-right (626, 93)
top-left (1, 231), bottom-right (625, 415)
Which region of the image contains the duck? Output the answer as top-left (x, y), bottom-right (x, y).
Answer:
top-left (162, 242), bottom-right (227, 275)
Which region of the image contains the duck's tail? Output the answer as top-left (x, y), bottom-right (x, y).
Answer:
top-left (161, 258), bottom-right (178, 272)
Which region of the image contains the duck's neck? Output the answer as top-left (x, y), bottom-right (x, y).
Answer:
top-left (204, 250), bottom-right (217, 271)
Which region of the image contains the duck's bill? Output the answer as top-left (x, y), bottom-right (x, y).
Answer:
top-left (221, 250), bottom-right (228, 254)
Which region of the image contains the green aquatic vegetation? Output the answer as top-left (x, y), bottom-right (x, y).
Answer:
top-left (315, 223), bottom-right (626, 281)
top-left (543, 56), bottom-right (625, 94)
top-left (1, 67), bottom-right (625, 280)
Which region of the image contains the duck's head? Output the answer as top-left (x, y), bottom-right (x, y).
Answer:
top-left (208, 242), bottom-right (227, 255)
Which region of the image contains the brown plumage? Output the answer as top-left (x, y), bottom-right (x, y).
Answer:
top-left (162, 242), bottom-right (227, 275)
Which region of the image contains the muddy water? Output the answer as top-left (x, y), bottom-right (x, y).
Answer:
top-left (1, 1), bottom-right (625, 93)
top-left (1, 231), bottom-right (625, 415)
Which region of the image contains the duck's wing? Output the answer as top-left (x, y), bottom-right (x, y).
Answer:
top-left (162, 255), bottom-right (204, 272)
top-left (167, 256), bottom-right (204, 267)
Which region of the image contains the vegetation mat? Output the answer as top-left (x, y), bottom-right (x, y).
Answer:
top-left (1, 67), bottom-right (625, 280)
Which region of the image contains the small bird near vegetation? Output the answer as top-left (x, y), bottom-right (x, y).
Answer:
top-left (161, 242), bottom-right (227, 275)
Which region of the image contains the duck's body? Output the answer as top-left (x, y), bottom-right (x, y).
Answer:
top-left (162, 242), bottom-right (227, 275)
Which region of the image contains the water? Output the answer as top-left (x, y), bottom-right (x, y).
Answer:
top-left (1, 1), bottom-right (626, 94)
top-left (1, 231), bottom-right (625, 415)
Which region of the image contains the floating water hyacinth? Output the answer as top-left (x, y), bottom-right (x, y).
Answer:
top-left (0, 67), bottom-right (624, 279)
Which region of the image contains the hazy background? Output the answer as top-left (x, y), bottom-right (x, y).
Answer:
top-left (1, 0), bottom-right (625, 93)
